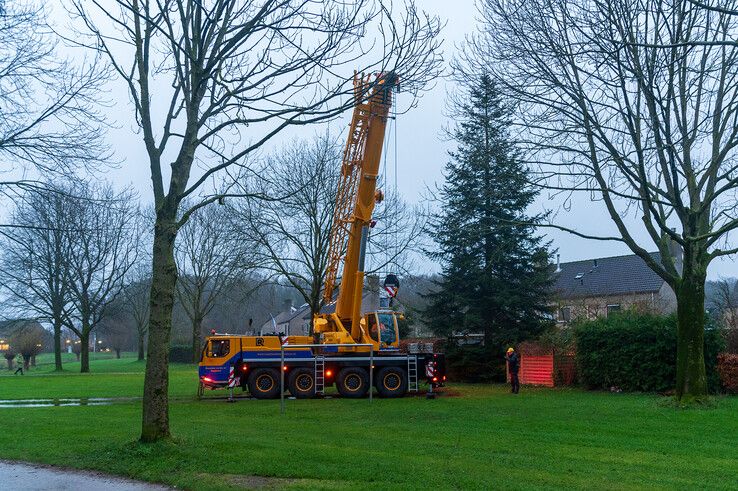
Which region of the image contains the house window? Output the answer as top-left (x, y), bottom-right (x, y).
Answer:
top-left (559, 306), bottom-right (572, 322)
top-left (607, 304), bottom-right (621, 316)
top-left (0, 342), bottom-right (8, 351)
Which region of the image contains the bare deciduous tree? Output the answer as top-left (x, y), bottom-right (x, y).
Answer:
top-left (711, 278), bottom-right (738, 352)
top-left (176, 204), bottom-right (250, 362)
top-left (230, 136), bottom-right (339, 324)
top-left (231, 134), bottom-right (425, 328)
top-left (121, 262), bottom-right (151, 361)
top-left (0, 184), bottom-right (75, 371)
top-left (71, 0), bottom-right (442, 440)
top-left (4, 349), bottom-right (17, 370)
top-left (475, 0), bottom-right (738, 400)
top-left (99, 311), bottom-right (135, 359)
top-left (712, 279), bottom-right (738, 329)
top-left (0, 2), bottom-right (106, 176)
top-left (64, 183), bottom-right (138, 372)
top-left (9, 322), bottom-right (45, 370)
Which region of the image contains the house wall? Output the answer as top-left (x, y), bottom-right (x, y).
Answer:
top-left (555, 287), bottom-right (676, 323)
top-left (288, 316), bottom-right (311, 336)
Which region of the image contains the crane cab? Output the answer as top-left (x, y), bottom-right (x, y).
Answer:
top-left (364, 310), bottom-right (400, 349)
top-left (314, 309), bottom-right (401, 353)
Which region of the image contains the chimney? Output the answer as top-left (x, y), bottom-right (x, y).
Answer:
top-left (366, 274), bottom-right (380, 312)
top-left (282, 298), bottom-right (293, 313)
top-left (668, 231), bottom-right (683, 274)
top-left (556, 254), bottom-right (561, 272)
top-left (593, 259), bottom-right (598, 268)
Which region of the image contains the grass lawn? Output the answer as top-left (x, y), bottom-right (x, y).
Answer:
top-left (0, 358), bottom-right (737, 490)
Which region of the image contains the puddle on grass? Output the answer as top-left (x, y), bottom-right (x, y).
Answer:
top-left (0, 397), bottom-right (140, 408)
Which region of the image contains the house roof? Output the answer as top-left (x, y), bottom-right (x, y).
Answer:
top-left (319, 291), bottom-right (373, 315)
top-left (554, 252), bottom-right (666, 299)
top-left (261, 303), bottom-right (310, 330)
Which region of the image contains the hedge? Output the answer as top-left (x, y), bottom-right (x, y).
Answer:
top-left (574, 312), bottom-right (723, 393)
top-left (443, 344), bottom-right (506, 383)
top-left (717, 354), bottom-right (738, 393)
top-left (169, 345), bottom-right (194, 363)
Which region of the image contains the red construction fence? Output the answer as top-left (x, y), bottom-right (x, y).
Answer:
top-left (508, 342), bottom-right (576, 387)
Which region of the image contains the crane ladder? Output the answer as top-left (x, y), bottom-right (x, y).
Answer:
top-left (407, 355), bottom-right (419, 393)
top-left (315, 355), bottom-right (326, 395)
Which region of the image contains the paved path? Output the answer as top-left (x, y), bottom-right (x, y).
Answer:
top-left (0, 461), bottom-right (171, 490)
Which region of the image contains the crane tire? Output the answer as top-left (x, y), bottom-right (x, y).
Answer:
top-left (288, 368), bottom-right (316, 399)
top-left (376, 367), bottom-right (408, 398)
top-left (248, 368), bottom-right (281, 399)
top-left (336, 367), bottom-right (369, 398)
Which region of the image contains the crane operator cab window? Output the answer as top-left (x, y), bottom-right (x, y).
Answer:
top-left (367, 312), bottom-right (395, 346)
top-left (205, 339), bottom-right (230, 359)
top-left (377, 313), bottom-right (397, 345)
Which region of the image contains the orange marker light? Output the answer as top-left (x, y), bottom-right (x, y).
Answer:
top-left (325, 370), bottom-right (333, 377)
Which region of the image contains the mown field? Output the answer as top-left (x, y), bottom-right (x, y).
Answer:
top-left (0, 354), bottom-right (737, 490)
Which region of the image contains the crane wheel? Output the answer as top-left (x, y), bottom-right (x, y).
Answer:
top-left (288, 368), bottom-right (316, 398)
top-left (247, 368), bottom-right (281, 399)
top-left (336, 367), bottom-right (369, 398)
top-left (376, 367), bottom-right (408, 398)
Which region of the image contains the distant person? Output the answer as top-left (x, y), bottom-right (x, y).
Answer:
top-left (506, 347), bottom-right (519, 394)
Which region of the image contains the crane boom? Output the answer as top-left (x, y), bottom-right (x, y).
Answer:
top-left (322, 72), bottom-right (397, 342)
top-left (197, 71), bottom-right (448, 401)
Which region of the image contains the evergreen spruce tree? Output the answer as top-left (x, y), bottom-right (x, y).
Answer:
top-left (425, 73), bottom-right (554, 380)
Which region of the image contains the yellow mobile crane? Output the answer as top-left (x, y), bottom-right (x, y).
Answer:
top-left (199, 73), bottom-right (446, 399)
top-left (315, 71), bottom-right (400, 352)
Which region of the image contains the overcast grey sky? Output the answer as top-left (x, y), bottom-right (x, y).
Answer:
top-left (93, 0), bottom-right (738, 279)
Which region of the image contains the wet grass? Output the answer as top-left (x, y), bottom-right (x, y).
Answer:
top-left (0, 360), bottom-right (737, 490)
top-left (4, 351), bottom-right (144, 374)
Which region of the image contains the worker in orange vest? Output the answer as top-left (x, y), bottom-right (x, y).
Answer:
top-left (506, 347), bottom-right (520, 394)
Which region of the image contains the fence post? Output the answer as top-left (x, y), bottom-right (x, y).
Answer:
top-left (280, 346), bottom-right (285, 414)
top-left (369, 345), bottom-right (373, 403)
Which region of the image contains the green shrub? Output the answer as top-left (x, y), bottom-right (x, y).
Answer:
top-left (574, 312), bottom-right (723, 393)
top-left (169, 345), bottom-right (194, 364)
top-left (444, 343), bottom-right (506, 383)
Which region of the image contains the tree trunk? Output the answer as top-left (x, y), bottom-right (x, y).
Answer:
top-left (141, 215), bottom-right (177, 442)
top-left (115, 348), bottom-right (121, 359)
top-left (192, 315), bottom-right (203, 363)
top-left (6, 358), bottom-right (13, 370)
top-left (80, 331), bottom-right (90, 373)
top-left (675, 264), bottom-right (708, 401)
top-left (53, 318), bottom-right (63, 371)
top-left (22, 355), bottom-right (30, 371)
top-left (137, 330), bottom-right (145, 361)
